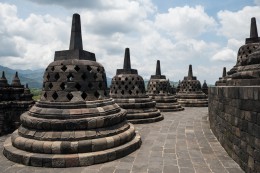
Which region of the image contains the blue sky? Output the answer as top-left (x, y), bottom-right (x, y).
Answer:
top-left (0, 0), bottom-right (259, 84)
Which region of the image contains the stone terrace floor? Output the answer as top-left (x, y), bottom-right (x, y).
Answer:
top-left (0, 107), bottom-right (244, 173)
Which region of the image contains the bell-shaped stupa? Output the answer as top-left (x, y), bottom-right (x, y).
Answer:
top-left (225, 17), bottom-right (260, 86)
top-left (176, 65), bottom-right (208, 107)
top-left (202, 80), bottom-right (208, 95)
top-left (3, 14), bottom-right (141, 168)
top-left (226, 17), bottom-right (260, 81)
top-left (110, 48), bottom-right (163, 124)
top-left (215, 67), bottom-right (227, 86)
top-left (146, 60), bottom-right (184, 112)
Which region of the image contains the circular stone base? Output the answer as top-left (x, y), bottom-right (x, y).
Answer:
top-left (158, 107), bottom-right (185, 112)
top-left (128, 114), bottom-right (164, 124)
top-left (3, 134), bottom-right (141, 168)
top-left (178, 99), bottom-right (208, 107)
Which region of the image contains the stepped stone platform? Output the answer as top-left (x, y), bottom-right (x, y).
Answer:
top-left (0, 107), bottom-right (244, 173)
top-left (147, 60), bottom-right (184, 112)
top-left (176, 65), bottom-right (208, 107)
top-left (110, 48), bottom-right (163, 124)
top-left (2, 13), bottom-right (141, 167)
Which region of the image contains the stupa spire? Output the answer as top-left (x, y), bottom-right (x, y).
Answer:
top-left (1, 71), bottom-right (6, 79)
top-left (222, 67), bottom-right (226, 77)
top-left (246, 17), bottom-right (260, 44)
top-left (155, 60), bottom-right (161, 76)
top-left (69, 13), bottom-right (83, 50)
top-left (250, 17), bottom-right (258, 38)
top-left (123, 48), bottom-right (131, 70)
top-left (188, 64), bottom-right (193, 78)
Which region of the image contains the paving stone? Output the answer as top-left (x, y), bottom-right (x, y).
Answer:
top-left (0, 107), bottom-right (244, 173)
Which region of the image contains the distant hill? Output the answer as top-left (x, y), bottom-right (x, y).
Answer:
top-left (0, 65), bottom-right (114, 89)
top-left (0, 65), bottom-right (44, 88)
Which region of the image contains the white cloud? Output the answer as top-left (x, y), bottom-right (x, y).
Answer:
top-left (217, 6), bottom-right (260, 40)
top-left (211, 48), bottom-right (236, 62)
top-left (155, 5), bottom-right (217, 40)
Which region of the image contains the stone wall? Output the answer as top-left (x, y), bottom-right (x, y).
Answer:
top-left (208, 86), bottom-right (260, 173)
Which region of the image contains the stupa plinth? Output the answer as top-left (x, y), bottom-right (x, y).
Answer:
top-left (110, 48), bottom-right (163, 124)
top-left (3, 14), bottom-right (141, 167)
top-left (176, 65), bottom-right (208, 107)
top-left (146, 60), bottom-right (184, 112)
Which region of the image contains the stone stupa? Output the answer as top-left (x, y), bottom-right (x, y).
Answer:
top-left (176, 65), bottom-right (208, 107)
top-left (225, 17), bottom-right (260, 86)
top-left (215, 67), bottom-right (227, 86)
top-left (202, 80), bottom-right (208, 95)
top-left (3, 13), bottom-right (141, 168)
top-left (226, 17), bottom-right (260, 82)
top-left (110, 48), bottom-right (163, 124)
top-left (146, 60), bottom-right (184, 112)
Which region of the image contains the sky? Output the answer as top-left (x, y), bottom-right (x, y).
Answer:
top-left (0, 0), bottom-right (260, 84)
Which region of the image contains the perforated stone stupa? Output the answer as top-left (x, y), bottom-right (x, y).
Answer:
top-left (215, 67), bottom-right (227, 86)
top-left (0, 72), bottom-right (34, 135)
top-left (176, 65), bottom-right (208, 107)
top-left (3, 13), bottom-right (141, 167)
top-left (202, 80), bottom-right (208, 95)
top-left (225, 17), bottom-right (260, 86)
top-left (110, 48), bottom-right (163, 124)
top-left (146, 60), bottom-right (184, 112)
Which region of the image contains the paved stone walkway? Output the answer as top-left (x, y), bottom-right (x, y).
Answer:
top-left (0, 107), bottom-right (244, 173)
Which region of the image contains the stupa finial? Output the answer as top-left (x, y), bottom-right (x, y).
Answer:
top-left (188, 64), bottom-right (193, 78)
top-left (155, 60), bottom-right (161, 76)
top-left (123, 48), bottom-right (131, 70)
top-left (69, 13), bottom-right (83, 50)
top-left (1, 71), bottom-right (6, 79)
top-left (246, 17), bottom-right (260, 44)
top-left (222, 67), bottom-right (226, 77)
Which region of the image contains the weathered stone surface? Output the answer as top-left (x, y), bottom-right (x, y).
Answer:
top-left (176, 65), bottom-right (208, 107)
top-left (0, 71), bottom-right (34, 135)
top-left (209, 86), bottom-right (260, 173)
top-left (147, 60), bottom-right (184, 112)
top-left (3, 13), bottom-right (141, 168)
top-left (110, 48), bottom-right (163, 123)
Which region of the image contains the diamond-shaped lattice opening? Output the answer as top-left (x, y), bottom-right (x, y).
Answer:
top-left (60, 82), bottom-right (66, 90)
top-left (75, 83), bottom-right (81, 90)
top-left (54, 73), bottom-right (60, 80)
top-left (98, 82), bottom-right (102, 89)
top-left (48, 83), bottom-right (53, 89)
top-left (136, 90), bottom-right (139, 94)
top-left (51, 66), bottom-right (55, 71)
top-left (67, 93), bottom-right (73, 101)
top-left (125, 77), bottom-right (128, 81)
top-left (45, 68), bottom-right (48, 71)
top-left (122, 81), bottom-right (125, 85)
top-left (61, 65), bottom-right (67, 72)
top-left (81, 73), bottom-right (87, 80)
top-left (93, 73), bottom-right (97, 80)
top-left (104, 91), bottom-right (108, 97)
top-left (125, 85), bottom-right (128, 90)
top-left (43, 92), bottom-right (47, 98)
top-left (121, 90), bottom-right (125, 95)
top-left (118, 86), bottom-right (122, 89)
top-left (97, 67), bottom-right (100, 72)
top-left (52, 92), bottom-right (58, 100)
top-left (67, 73), bottom-right (74, 82)
top-left (81, 92), bottom-right (87, 100)
top-left (74, 65), bottom-right (80, 72)
top-left (87, 65), bottom-right (92, 72)
top-left (88, 82), bottom-right (93, 89)
top-left (94, 91), bottom-right (100, 98)
top-left (46, 74), bottom-right (50, 80)
top-left (128, 90), bottom-right (132, 95)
